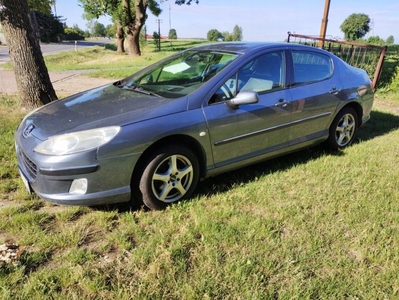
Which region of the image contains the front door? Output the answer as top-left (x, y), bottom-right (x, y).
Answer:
top-left (203, 50), bottom-right (292, 168)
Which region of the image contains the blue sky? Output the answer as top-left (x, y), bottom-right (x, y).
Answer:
top-left (55, 0), bottom-right (398, 42)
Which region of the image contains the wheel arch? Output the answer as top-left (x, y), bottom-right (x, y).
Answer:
top-left (132, 134), bottom-right (208, 184)
top-left (342, 101), bottom-right (363, 126)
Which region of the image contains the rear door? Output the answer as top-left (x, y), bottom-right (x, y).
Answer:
top-left (202, 50), bottom-right (293, 168)
top-left (287, 49), bottom-right (343, 146)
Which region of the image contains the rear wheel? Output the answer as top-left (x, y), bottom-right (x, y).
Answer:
top-left (326, 107), bottom-right (358, 150)
top-left (139, 145), bottom-right (199, 210)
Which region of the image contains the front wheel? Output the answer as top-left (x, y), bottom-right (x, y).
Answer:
top-left (326, 107), bottom-right (358, 150)
top-left (139, 145), bottom-right (200, 210)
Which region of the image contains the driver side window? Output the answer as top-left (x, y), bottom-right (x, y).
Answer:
top-left (210, 51), bottom-right (285, 104)
top-left (210, 74), bottom-right (238, 104)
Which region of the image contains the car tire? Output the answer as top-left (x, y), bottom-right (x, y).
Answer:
top-left (326, 107), bottom-right (358, 150)
top-left (139, 145), bottom-right (200, 210)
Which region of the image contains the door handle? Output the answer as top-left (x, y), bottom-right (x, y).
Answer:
top-left (275, 99), bottom-right (289, 108)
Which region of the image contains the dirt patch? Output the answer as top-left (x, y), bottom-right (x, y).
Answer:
top-left (0, 69), bottom-right (115, 95)
top-left (374, 97), bottom-right (399, 115)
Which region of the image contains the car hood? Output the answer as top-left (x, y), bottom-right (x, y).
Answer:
top-left (24, 84), bottom-right (188, 140)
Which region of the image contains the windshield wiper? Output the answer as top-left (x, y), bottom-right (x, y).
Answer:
top-left (121, 85), bottom-right (161, 97)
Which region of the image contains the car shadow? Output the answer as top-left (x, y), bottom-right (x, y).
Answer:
top-left (355, 110), bottom-right (399, 143)
top-left (99, 109), bottom-right (399, 213)
top-left (195, 110), bottom-right (399, 198)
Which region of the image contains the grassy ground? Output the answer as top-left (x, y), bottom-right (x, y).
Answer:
top-left (1, 44), bottom-right (399, 299)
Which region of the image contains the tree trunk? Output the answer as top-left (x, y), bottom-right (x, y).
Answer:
top-left (0, 0), bottom-right (57, 110)
top-left (116, 22), bottom-right (125, 53)
top-left (125, 0), bottom-right (147, 56)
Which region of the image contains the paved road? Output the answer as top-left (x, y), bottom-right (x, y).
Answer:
top-left (0, 38), bottom-right (112, 62)
top-left (0, 38), bottom-right (115, 95)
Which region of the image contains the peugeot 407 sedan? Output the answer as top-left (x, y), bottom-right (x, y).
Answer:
top-left (15, 42), bottom-right (374, 210)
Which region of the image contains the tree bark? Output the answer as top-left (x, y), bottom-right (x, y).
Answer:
top-left (115, 22), bottom-right (125, 53)
top-left (0, 0), bottom-right (57, 110)
top-left (125, 0), bottom-right (147, 56)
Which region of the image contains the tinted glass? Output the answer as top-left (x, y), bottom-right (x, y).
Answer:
top-left (292, 50), bottom-right (333, 85)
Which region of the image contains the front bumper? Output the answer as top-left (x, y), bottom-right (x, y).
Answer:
top-left (15, 139), bottom-right (138, 206)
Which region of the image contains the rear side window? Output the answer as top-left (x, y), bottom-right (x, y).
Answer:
top-left (291, 50), bottom-right (333, 85)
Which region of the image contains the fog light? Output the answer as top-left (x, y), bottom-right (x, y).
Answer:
top-left (69, 178), bottom-right (88, 195)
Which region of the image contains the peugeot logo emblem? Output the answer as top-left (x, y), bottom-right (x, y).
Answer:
top-left (23, 124), bottom-right (35, 138)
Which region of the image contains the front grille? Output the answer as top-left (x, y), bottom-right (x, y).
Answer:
top-left (20, 151), bottom-right (37, 180)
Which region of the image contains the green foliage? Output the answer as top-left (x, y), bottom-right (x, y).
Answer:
top-left (340, 13), bottom-right (370, 41)
top-left (86, 20), bottom-right (107, 37)
top-left (63, 25), bottom-right (85, 41)
top-left (153, 31), bottom-right (161, 51)
top-left (376, 45), bottom-right (399, 92)
top-left (27, 0), bottom-right (52, 15)
top-left (34, 11), bottom-right (64, 42)
top-left (387, 65), bottom-right (399, 91)
top-left (231, 24), bottom-right (243, 41)
top-left (168, 28), bottom-right (177, 39)
top-left (207, 29), bottom-right (222, 41)
top-left (79, 0), bottom-right (164, 55)
top-left (105, 24), bottom-right (116, 38)
top-left (386, 35), bottom-right (395, 45)
top-left (222, 31), bottom-right (232, 41)
top-left (364, 35), bottom-right (385, 46)
top-left (219, 25), bottom-right (243, 42)
top-left (94, 22), bottom-right (106, 37)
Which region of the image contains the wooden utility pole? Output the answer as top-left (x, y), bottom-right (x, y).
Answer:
top-left (318, 0), bottom-right (331, 48)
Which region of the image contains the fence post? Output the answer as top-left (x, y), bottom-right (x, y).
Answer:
top-left (372, 46), bottom-right (387, 90)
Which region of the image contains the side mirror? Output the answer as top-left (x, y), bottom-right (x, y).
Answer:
top-left (225, 91), bottom-right (259, 109)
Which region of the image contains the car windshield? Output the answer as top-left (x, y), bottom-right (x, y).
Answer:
top-left (118, 50), bottom-right (239, 98)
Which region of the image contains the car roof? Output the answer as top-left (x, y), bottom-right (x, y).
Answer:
top-left (189, 42), bottom-right (330, 56)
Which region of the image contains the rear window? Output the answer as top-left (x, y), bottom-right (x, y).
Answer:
top-left (292, 51), bottom-right (333, 85)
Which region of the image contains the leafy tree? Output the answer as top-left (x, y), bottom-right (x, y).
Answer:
top-left (207, 29), bottom-right (222, 41)
top-left (28, 0), bottom-right (52, 14)
top-left (72, 24), bottom-right (85, 35)
top-left (34, 11), bottom-right (64, 42)
top-left (168, 28), bottom-right (177, 39)
top-left (222, 31), bottom-right (231, 41)
top-left (79, 0), bottom-right (198, 56)
top-left (231, 24), bottom-right (243, 41)
top-left (105, 23), bottom-right (116, 38)
top-left (153, 31), bottom-right (160, 51)
top-left (79, 0), bottom-right (162, 56)
top-left (340, 13), bottom-right (370, 41)
top-left (0, 0), bottom-right (57, 109)
top-left (64, 26), bottom-right (85, 40)
top-left (93, 21), bottom-right (106, 37)
top-left (365, 35), bottom-right (385, 46)
top-left (219, 25), bottom-right (242, 42)
top-left (386, 35), bottom-right (394, 45)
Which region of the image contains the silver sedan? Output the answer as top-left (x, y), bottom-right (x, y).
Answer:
top-left (15, 42), bottom-right (374, 210)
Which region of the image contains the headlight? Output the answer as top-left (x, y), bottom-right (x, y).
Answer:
top-left (34, 126), bottom-right (121, 155)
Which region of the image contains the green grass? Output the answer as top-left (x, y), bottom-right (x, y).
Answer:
top-left (1, 43), bottom-right (399, 298)
top-left (2, 39), bottom-right (209, 79)
top-left (1, 92), bottom-right (399, 298)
